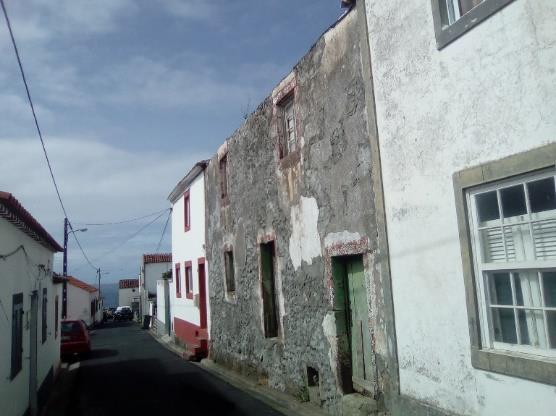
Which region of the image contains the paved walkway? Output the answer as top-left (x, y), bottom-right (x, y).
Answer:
top-left (48, 321), bottom-right (282, 416)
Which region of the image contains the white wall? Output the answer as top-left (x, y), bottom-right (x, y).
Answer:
top-left (118, 287), bottom-right (139, 308)
top-left (67, 284), bottom-right (97, 327)
top-left (145, 263), bottom-right (169, 295)
top-left (170, 172), bottom-right (210, 332)
top-left (156, 280), bottom-right (166, 324)
top-left (0, 219), bottom-right (61, 416)
top-left (363, 1), bottom-right (556, 415)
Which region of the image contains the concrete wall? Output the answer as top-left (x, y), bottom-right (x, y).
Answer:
top-left (362, 0), bottom-right (556, 415)
top-left (169, 173), bottom-right (209, 334)
top-left (67, 284), bottom-right (98, 327)
top-left (205, 9), bottom-right (378, 414)
top-left (0, 219), bottom-right (61, 416)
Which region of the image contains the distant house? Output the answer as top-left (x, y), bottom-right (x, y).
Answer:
top-left (118, 279), bottom-right (139, 314)
top-left (66, 276), bottom-right (101, 327)
top-left (168, 160), bottom-right (210, 358)
top-left (139, 253), bottom-right (171, 323)
top-left (0, 192), bottom-right (63, 416)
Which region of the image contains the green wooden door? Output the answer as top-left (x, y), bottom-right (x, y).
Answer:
top-left (346, 257), bottom-right (373, 387)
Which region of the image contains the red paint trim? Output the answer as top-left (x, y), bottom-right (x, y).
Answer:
top-left (184, 261), bottom-right (193, 296)
top-left (198, 257), bottom-right (206, 265)
top-left (175, 263), bottom-right (181, 298)
top-left (198, 259), bottom-right (208, 329)
top-left (173, 317), bottom-right (208, 357)
top-left (183, 190), bottom-right (191, 232)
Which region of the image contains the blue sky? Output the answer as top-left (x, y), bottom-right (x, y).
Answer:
top-left (0, 0), bottom-right (343, 284)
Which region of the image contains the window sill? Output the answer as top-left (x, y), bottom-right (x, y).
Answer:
top-left (279, 149), bottom-right (301, 170)
top-left (184, 225), bottom-right (191, 233)
top-left (432, 0), bottom-right (515, 50)
top-left (186, 292), bottom-right (193, 300)
top-left (471, 347), bottom-right (556, 385)
top-left (224, 292), bottom-right (237, 304)
top-left (176, 293), bottom-right (182, 298)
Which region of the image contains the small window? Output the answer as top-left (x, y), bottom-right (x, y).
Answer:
top-left (185, 262), bottom-right (193, 299)
top-left (220, 154), bottom-right (228, 200)
top-left (184, 190), bottom-right (191, 232)
top-left (175, 263), bottom-right (181, 297)
top-left (224, 250), bottom-right (235, 294)
top-left (11, 293), bottom-right (23, 379)
top-left (55, 296), bottom-right (59, 339)
top-left (42, 288), bottom-right (48, 344)
top-left (277, 95), bottom-right (297, 158)
top-left (432, 0), bottom-right (515, 49)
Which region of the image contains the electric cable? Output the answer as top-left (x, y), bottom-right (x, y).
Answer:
top-left (155, 208), bottom-right (172, 252)
top-left (1, 0), bottom-right (97, 271)
top-left (77, 208), bottom-right (170, 227)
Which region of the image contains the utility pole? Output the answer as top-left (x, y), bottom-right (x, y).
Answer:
top-left (62, 217), bottom-right (68, 318)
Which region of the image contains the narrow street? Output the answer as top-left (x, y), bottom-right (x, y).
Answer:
top-left (52, 322), bottom-right (282, 416)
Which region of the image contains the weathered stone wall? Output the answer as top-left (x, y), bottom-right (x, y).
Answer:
top-left (205, 9), bottom-right (378, 413)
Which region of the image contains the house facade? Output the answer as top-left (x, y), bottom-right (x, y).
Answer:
top-left (66, 276), bottom-right (101, 327)
top-left (0, 192), bottom-right (63, 416)
top-left (118, 279), bottom-right (139, 314)
top-left (205, 7), bottom-right (380, 414)
top-left (139, 253), bottom-right (171, 321)
top-left (168, 161), bottom-right (210, 358)
top-left (359, 0), bottom-right (556, 415)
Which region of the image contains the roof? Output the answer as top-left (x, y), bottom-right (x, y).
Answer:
top-left (0, 192), bottom-right (63, 252)
top-left (168, 160), bottom-right (209, 203)
top-left (143, 253), bottom-right (172, 264)
top-left (67, 276), bottom-right (98, 293)
top-left (119, 279), bottom-right (139, 289)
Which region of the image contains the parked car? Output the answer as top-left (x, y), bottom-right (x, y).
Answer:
top-left (61, 320), bottom-right (91, 358)
top-left (114, 306), bottom-right (133, 321)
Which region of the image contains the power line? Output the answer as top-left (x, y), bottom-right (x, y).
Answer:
top-left (155, 208), bottom-right (172, 252)
top-left (1, 0), bottom-right (97, 271)
top-left (77, 208), bottom-right (170, 226)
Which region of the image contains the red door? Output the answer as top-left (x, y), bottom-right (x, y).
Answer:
top-left (198, 260), bottom-right (207, 329)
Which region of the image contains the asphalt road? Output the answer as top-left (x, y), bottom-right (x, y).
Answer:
top-left (54, 321), bottom-right (283, 416)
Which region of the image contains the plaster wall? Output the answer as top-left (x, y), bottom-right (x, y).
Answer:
top-left (169, 173), bottom-right (210, 332)
top-left (363, 0), bottom-right (556, 414)
top-left (118, 287), bottom-right (138, 308)
top-left (205, 10), bottom-right (378, 414)
top-left (67, 284), bottom-right (98, 326)
top-left (156, 280), bottom-right (166, 324)
top-left (144, 263), bottom-right (169, 295)
top-left (0, 219), bottom-right (61, 416)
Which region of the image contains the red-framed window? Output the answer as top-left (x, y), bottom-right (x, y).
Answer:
top-left (183, 190), bottom-right (191, 232)
top-left (175, 263), bottom-right (181, 298)
top-left (185, 261), bottom-right (193, 299)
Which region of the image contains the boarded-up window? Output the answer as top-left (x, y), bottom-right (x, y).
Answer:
top-left (261, 241), bottom-right (279, 338)
top-left (11, 293), bottom-right (23, 379)
top-left (220, 155), bottom-right (228, 200)
top-left (277, 95), bottom-right (297, 158)
top-left (224, 250), bottom-right (235, 293)
top-left (42, 288), bottom-right (48, 343)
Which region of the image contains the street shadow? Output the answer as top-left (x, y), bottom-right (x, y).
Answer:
top-left (58, 358), bottom-right (278, 416)
top-left (92, 320), bottom-right (135, 330)
top-left (86, 348), bottom-right (119, 360)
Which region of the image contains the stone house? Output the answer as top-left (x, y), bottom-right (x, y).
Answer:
top-left (357, 0), bottom-right (556, 415)
top-left (0, 192), bottom-right (64, 416)
top-left (205, 6), bottom-right (381, 414)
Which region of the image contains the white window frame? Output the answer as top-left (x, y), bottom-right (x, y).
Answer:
top-left (467, 170), bottom-right (556, 358)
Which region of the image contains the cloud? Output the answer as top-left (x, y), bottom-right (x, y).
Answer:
top-left (0, 136), bottom-right (208, 281)
top-left (159, 0), bottom-right (218, 20)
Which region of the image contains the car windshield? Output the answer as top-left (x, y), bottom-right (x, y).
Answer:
top-left (61, 322), bottom-right (81, 334)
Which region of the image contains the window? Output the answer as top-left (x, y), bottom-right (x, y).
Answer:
top-left (454, 143), bottom-right (556, 385)
top-left (277, 95), bottom-right (297, 158)
top-left (42, 288), bottom-right (48, 344)
top-left (260, 241), bottom-right (279, 338)
top-left (175, 263), bottom-right (181, 297)
top-left (220, 154), bottom-right (228, 201)
top-left (11, 293), bottom-right (23, 379)
top-left (184, 190), bottom-right (191, 232)
top-left (468, 173), bottom-right (556, 356)
top-left (55, 296), bottom-right (59, 339)
top-left (185, 261), bottom-right (193, 299)
top-left (432, 0), bottom-right (515, 49)
top-left (224, 250), bottom-right (235, 294)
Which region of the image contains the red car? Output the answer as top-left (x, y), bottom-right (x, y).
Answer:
top-left (61, 320), bottom-right (91, 357)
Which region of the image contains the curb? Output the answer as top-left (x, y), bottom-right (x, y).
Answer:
top-left (149, 331), bottom-right (325, 416)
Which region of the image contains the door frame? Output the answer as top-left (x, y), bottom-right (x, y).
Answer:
top-left (29, 290), bottom-right (38, 416)
top-left (197, 257), bottom-right (207, 329)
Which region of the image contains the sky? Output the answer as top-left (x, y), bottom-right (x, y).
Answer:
top-left (0, 0), bottom-right (343, 285)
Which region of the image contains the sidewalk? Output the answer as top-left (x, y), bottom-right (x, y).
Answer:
top-left (150, 331), bottom-right (325, 416)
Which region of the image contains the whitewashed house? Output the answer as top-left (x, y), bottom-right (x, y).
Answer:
top-left (168, 160), bottom-right (210, 358)
top-left (66, 276), bottom-right (101, 327)
top-left (358, 0), bottom-right (556, 415)
top-left (139, 253), bottom-right (171, 323)
top-left (118, 279), bottom-right (139, 314)
top-left (0, 192), bottom-right (63, 416)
